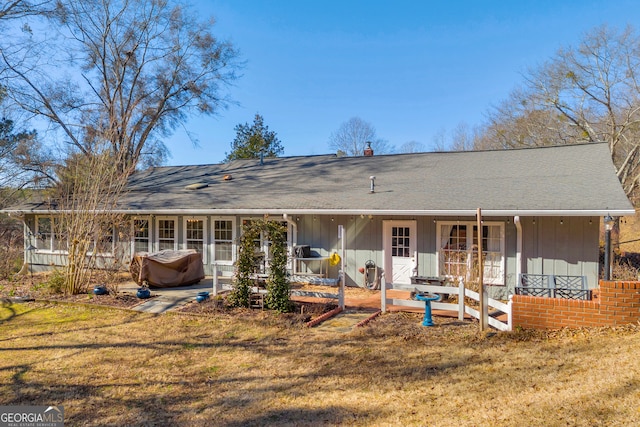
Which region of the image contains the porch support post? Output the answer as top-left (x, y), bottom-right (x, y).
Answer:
top-left (338, 225), bottom-right (345, 309)
top-left (381, 274), bottom-right (387, 313)
top-left (514, 216), bottom-right (522, 280)
top-left (604, 231), bottom-right (611, 280)
top-left (477, 208), bottom-right (487, 331)
top-left (603, 214), bottom-right (614, 281)
top-left (507, 295), bottom-right (513, 331)
top-left (457, 277), bottom-right (464, 321)
top-left (212, 264), bottom-right (218, 296)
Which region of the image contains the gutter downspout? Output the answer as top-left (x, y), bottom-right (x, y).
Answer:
top-left (514, 216), bottom-right (522, 285)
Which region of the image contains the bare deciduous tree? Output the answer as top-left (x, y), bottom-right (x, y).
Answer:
top-left (432, 122), bottom-right (481, 152)
top-left (397, 140), bottom-right (425, 153)
top-left (0, 1), bottom-right (54, 198)
top-left (52, 141), bottom-right (132, 294)
top-left (476, 25), bottom-right (640, 203)
top-left (0, 0), bottom-right (240, 175)
top-left (0, 1), bottom-right (239, 292)
top-left (328, 117), bottom-right (392, 156)
top-left (0, 0), bottom-right (50, 21)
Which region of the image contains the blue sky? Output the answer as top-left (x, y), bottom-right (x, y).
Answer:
top-left (165, 0), bottom-right (640, 165)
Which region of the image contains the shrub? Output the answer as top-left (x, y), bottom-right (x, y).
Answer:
top-left (0, 214), bottom-right (24, 280)
top-left (229, 219), bottom-right (291, 312)
top-left (612, 258), bottom-right (640, 281)
top-left (43, 270), bottom-right (65, 294)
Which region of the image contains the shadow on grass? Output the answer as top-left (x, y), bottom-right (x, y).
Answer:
top-left (0, 300), bottom-right (40, 324)
top-left (0, 300), bottom-right (17, 322)
top-left (0, 303), bottom-right (146, 343)
top-left (7, 303), bottom-right (637, 425)
top-left (222, 406), bottom-right (372, 427)
top-left (0, 304), bottom-right (481, 425)
top-left (2, 363), bottom-right (375, 425)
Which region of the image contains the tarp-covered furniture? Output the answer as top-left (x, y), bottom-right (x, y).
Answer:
top-left (129, 249), bottom-right (205, 288)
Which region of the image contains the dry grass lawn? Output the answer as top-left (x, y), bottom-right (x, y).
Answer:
top-left (1, 301), bottom-right (640, 426)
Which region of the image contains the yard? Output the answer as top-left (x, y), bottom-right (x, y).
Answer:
top-left (1, 301), bottom-right (640, 426)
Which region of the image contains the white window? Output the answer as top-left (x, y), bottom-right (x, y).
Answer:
top-left (184, 217), bottom-right (207, 262)
top-left (240, 218), bottom-right (292, 270)
top-left (132, 218), bottom-right (151, 254)
top-left (156, 217), bottom-right (177, 251)
top-left (35, 215), bottom-right (114, 255)
top-left (213, 218), bottom-right (235, 263)
top-left (34, 216), bottom-right (66, 252)
top-left (436, 221), bottom-right (505, 285)
top-left (91, 220), bottom-right (115, 255)
top-left (241, 219), bottom-right (290, 253)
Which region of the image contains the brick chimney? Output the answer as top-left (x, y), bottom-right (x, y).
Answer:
top-left (364, 141), bottom-right (374, 157)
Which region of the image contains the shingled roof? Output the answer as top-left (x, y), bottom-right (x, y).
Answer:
top-left (5, 143), bottom-right (635, 216)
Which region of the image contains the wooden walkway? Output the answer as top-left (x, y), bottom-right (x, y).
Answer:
top-left (291, 288), bottom-right (468, 318)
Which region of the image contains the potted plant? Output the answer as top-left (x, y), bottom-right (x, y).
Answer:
top-left (93, 284), bottom-right (108, 295)
top-left (136, 282), bottom-right (151, 299)
top-left (196, 291), bottom-right (210, 303)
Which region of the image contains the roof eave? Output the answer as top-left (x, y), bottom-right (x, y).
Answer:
top-left (9, 208), bottom-right (630, 217)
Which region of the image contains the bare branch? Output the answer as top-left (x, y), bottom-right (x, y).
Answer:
top-left (474, 24), bottom-right (640, 205)
top-left (0, 0), bottom-right (240, 173)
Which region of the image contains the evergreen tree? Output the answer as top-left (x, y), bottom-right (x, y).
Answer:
top-left (225, 114), bottom-right (284, 161)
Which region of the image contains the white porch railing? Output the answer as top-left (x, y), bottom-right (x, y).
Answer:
top-left (213, 264), bottom-right (346, 308)
top-left (381, 279), bottom-right (512, 332)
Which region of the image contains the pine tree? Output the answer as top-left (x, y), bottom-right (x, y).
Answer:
top-left (225, 114), bottom-right (284, 161)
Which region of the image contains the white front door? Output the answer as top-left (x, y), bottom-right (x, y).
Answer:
top-left (383, 221), bottom-right (417, 285)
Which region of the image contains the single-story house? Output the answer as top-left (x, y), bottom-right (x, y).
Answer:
top-left (3, 143), bottom-right (634, 298)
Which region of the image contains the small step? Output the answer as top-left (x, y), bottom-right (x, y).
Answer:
top-left (250, 293), bottom-right (264, 309)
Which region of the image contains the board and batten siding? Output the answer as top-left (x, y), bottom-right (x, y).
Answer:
top-left (521, 216), bottom-right (599, 288)
top-left (21, 213), bottom-right (600, 297)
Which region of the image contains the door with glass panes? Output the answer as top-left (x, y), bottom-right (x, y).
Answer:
top-left (383, 221), bottom-right (416, 284)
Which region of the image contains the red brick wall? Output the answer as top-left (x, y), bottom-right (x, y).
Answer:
top-left (512, 281), bottom-right (640, 330)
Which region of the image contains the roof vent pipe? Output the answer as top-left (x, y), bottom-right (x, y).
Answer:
top-left (369, 176), bottom-right (376, 193)
top-left (364, 141), bottom-right (374, 156)
top-left (260, 149), bottom-right (264, 166)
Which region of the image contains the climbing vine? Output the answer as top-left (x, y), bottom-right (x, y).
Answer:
top-left (264, 221), bottom-right (292, 312)
top-left (228, 221), bottom-right (259, 308)
top-left (229, 219), bottom-right (292, 312)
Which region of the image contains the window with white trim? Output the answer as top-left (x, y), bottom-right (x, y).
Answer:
top-left (185, 217), bottom-right (207, 262)
top-left (156, 217), bottom-right (177, 251)
top-left (91, 220), bottom-right (115, 255)
top-left (436, 221), bottom-right (505, 285)
top-left (34, 216), bottom-right (66, 252)
top-left (241, 219), bottom-right (290, 254)
top-left (132, 218), bottom-right (150, 254)
top-left (240, 218), bottom-right (292, 271)
top-left (213, 219), bottom-right (234, 262)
